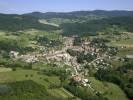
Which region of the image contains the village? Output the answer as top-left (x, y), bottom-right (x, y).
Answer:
top-left (9, 35), bottom-right (121, 87)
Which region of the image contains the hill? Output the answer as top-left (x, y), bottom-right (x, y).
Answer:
top-left (0, 80), bottom-right (62, 100)
top-left (0, 14), bottom-right (59, 31)
top-left (26, 10), bottom-right (133, 19)
top-left (61, 16), bottom-right (133, 36)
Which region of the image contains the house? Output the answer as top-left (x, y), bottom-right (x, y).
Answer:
top-left (72, 75), bottom-right (82, 82)
top-left (82, 79), bottom-right (89, 86)
top-left (10, 51), bottom-right (19, 58)
top-left (72, 75), bottom-right (90, 87)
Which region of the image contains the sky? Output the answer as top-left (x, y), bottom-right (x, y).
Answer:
top-left (0, 0), bottom-right (133, 14)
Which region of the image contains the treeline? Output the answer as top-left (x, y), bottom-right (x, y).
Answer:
top-left (0, 14), bottom-right (59, 31)
top-left (0, 35), bottom-right (33, 53)
top-left (61, 16), bottom-right (133, 36)
top-left (0, 37), bottom-right (26, 52)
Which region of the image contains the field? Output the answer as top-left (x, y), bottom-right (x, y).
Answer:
top-left (48, 88), bottom-right (74, 98)
top-left (111, 39), bottom-right (133, 48)
top-left (47, 18), bottom-right (75, 25)
top-left (39, 19), bottom-right (59, 27)
top-left (115, 39), bottom-right (133, 45)
top-left (0, 67), bottom-right (12, 72)
top-left (117, 47), bottom-right (133, 57)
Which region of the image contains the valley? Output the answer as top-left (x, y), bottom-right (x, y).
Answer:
top-left (0, 10), bottom-right (133, 100)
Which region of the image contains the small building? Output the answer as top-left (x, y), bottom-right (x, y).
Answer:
top-left (72, 75), bottom-right (82, 82)
top-left (10, 51), bottom-right (19, 58)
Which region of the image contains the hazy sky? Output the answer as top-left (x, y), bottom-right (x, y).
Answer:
top-left (0, 0), bottom-right (133, 14)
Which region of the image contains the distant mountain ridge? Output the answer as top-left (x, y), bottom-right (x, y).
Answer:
top-left (25, 10), bottom-right (133, 19)
top-left (1, 10), bottom-right (133, 32)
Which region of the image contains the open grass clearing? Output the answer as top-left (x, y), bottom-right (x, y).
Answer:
top-left (0, 69), bottom-right (60, 87)
top-left (117, 47), bottom-right (133, 57)
top-left (116, 39), bottom-right (133, 45)
top-left (39, 19), bottom-right (59, 27)
top-left (0, 67), bottom-right (12, 72)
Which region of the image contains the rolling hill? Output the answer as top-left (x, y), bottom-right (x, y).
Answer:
top-left (25, 10), bottom-right (133, 19)
top-left (0, 14), bottom-right (59, 31)
top-left (61, 16), bottom-right (133, 36)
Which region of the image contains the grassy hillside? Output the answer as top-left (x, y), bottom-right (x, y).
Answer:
top-left (88, 77), bottom-right (128, 100)
top-left (0, 69), bottom-right (74, 99)
top-left (0, 80), bottom-right (62, 100)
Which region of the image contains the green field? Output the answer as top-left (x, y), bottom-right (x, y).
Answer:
top-left (48, 88), bottom-right (74, 98)
top-left (110, 39), bottom-right (133, 47)
top-left (117, 47), bottom-right (133, 57)
top-left (0, 69), bottom-right (59, 87)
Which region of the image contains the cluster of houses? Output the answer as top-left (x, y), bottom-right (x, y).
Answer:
top-left (10, 51), bottom-right (39, 63)
top-left (72, 75), bottom-right (90, 87)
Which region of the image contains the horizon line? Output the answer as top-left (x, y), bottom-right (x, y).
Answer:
top-left (0, 9), bottom-right (133, 15)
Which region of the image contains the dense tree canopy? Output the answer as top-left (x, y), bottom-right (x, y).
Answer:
top-left (95, 62), bottom-right (133, 99)
top-left (61, 16), bottom-right (133, 36)
top-left (0, 14), bottom-right (59, 31)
